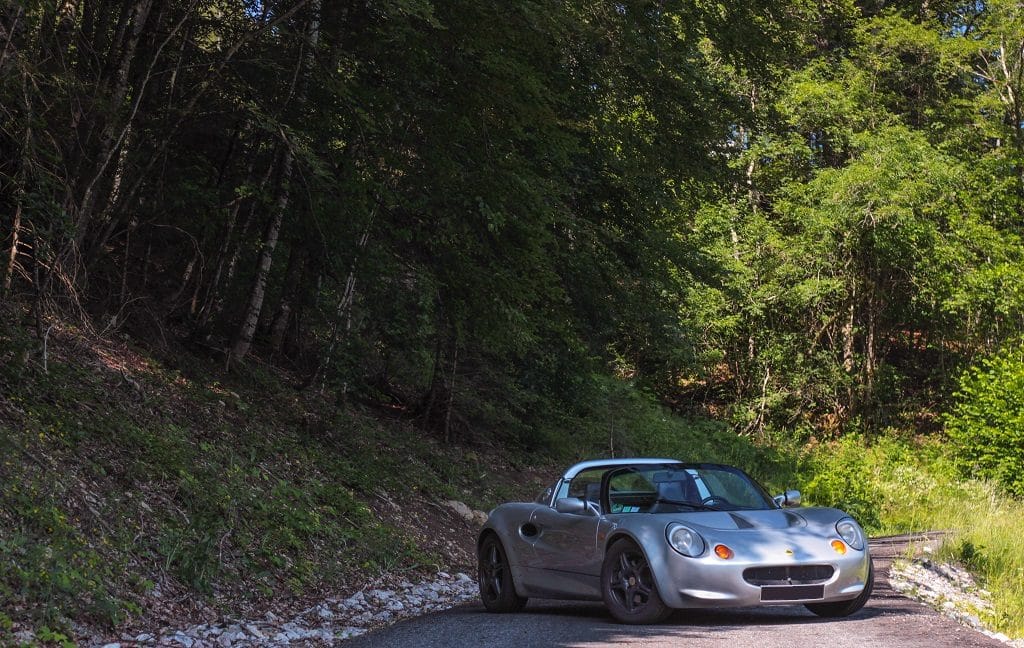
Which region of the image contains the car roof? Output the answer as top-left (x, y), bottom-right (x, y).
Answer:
top-left (562, 458), bottom-right (681, 480)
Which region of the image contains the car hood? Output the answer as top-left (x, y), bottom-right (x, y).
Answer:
top-left (666, 509), bottom-right (809, 530)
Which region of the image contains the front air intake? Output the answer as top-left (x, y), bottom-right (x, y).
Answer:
top-left (743, 564), bottom-right (834, 586)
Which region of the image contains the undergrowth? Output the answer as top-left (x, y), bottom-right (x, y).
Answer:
top-left (3, 321), bottom-right (1023, 643)
top-left (0, 323), bottom-right (525, 636)
top-left (799, 433), bottom-right (1024, 639)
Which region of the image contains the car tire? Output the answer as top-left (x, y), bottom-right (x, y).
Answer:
top-left (805, 560), bottom-right (875, 618)
top-left (478, 534), bottom-right (527, 613)
top-left (601, 538), bottom-right (673, 624)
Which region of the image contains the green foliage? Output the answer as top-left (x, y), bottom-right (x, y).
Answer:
top-left (0, 347), bottom-right (455, 627)
top-left (0, 320), bottom-right (33, 384)
top-left (808, 433), bottom-right (1024, 639)
top-left (801, 436), bottom-right (881, 531)
top-left (945, 347), bottom-right (1024, 496)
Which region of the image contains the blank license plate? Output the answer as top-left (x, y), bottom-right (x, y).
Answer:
top-left (760, 585), bottom-right (825, 601)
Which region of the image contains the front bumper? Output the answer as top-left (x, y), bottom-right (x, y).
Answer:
top-left (649, 531), bottom-right (871, 609)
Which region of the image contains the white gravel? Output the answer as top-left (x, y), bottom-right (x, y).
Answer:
top-left (77, 571), bottom-right (478, 647)
top-left (890, 548), bottom-right (1024, 647)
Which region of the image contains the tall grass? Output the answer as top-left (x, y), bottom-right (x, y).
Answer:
top-left (803, 435), bottom-right (1024, 638)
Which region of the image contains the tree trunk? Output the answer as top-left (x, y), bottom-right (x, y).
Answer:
top-left (269, 243), bottom-right (304, 354)
top-left (195, 156), bottom-right (273, 332)
top-left (443, 339), bottom-right (458, 444)
top-left (0, 4), bottom-right (23, 72)
top-left (72, 0), bottom-right (154, 249)
top-left (3, 200), bottom-right (22, 298)
top-left (421, 332), bottom-right (445, 428)
top-left (229, 150), bottom-right (293, 364)
top-left (4, 68), bottom-right (33, 299)
top-left (308, 205), bottom-right (376, 392)
top-left (864, 288), bottom-right (877, 400)
top-left (842, 300), bottom-right (855, 373)
top-left (227, 0), bottom-right (321, 365)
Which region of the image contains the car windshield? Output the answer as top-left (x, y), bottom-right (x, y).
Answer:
top-left (604, 464), bottom-right (775, 513)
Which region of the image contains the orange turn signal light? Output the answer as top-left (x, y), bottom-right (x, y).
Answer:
top-left (714, 544), bottom-right (734, 560)
top-left (831, 539), bottom-right (847, 555)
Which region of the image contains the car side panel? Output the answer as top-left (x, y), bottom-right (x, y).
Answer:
top-left (519, 506), bottom-right (603, 599)
top-left (479, 503), bottom-right (544, 599)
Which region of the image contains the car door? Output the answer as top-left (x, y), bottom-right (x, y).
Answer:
top-left (517, 469), bottom-right (604, 598)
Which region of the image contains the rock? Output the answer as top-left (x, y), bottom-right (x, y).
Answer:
top-left (890, 556), bottom-right (1017, 645)
top-left (244, 623), bottom-right (264, 639)
top-left (87, 567), bottom-right (494, 646)
top-left (100, 643), bottom-right (121, 648)
top-left (368, 588), bottom-right (392, 602)
top-left (202, 627), bottom-right (221, 638)
top-left (339, 627), bottom-right (367, 640)
top-left (317, 627), bottom-right (335, 641)
top-left (443, 500), bottom-right (489, 526)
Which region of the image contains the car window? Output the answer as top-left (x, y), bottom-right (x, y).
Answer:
top-left (698, 469), bottom-right (773, 509)
top-left (604, 464), bottom-right (773, 513)
top-left (606, 468), bottom-right (657, 513)
top-left (567, 468), bottom-right (606, 500)
top-left (535, 483), bottom-right (556, 504)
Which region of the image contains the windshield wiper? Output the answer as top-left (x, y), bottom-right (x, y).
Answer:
top-left (653, 497), bottom-right (718, 511)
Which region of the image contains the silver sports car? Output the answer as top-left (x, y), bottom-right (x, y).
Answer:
top-left (477, 458), bottom-right (873, 624)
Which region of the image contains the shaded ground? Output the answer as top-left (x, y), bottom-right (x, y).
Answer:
top-left (346, 533), bottom-right (1007, 648)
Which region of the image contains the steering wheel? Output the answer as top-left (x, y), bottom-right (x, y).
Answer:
top-left (701, 495), bottom-right (733, 507)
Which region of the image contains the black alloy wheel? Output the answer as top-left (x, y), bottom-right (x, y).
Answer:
top-left (805, 560), bottom-right (875, 617)
top-left (601, 539), bottom-right (672, 624)
top-left (478, 534), bottom-right (527, 613)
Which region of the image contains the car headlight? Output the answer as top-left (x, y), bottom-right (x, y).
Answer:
top-left (666, 523), bottom-right (706, 557)
top-left (836, 519), bottom-right (864, 551)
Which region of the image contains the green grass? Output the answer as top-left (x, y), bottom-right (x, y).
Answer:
top-left (798, 434), bottom-right (1024, 639)
top-left (0, 328), bottom-right (520, 635)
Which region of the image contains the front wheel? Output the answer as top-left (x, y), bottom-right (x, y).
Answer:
top-left (805, 560), bottom-right (874, 618)
top-left (478, 534), bottom-right (527, 613)
top-left (601, 539), bottom-right (672, 624)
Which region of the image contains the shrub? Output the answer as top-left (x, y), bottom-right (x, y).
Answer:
top-left (802, 435), bottom-right (881, 531)
top-left (945, 347), bottom-right (1024, 496)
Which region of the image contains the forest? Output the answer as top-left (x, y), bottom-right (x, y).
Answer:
top-left (3, 0), bottom-right (1024, 640)
top-left (4, 0), bottom-right (1024, 452)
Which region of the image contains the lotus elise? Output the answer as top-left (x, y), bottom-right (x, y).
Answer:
top-left (477, 458), bottom-right (873, 624)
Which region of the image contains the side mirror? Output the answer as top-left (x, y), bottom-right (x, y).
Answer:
top-left (554, 497), bottom-right (592, 515)
top-left (773, 490), bottom-right (801, 508)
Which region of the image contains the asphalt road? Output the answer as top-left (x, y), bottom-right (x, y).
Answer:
top-left (346, 534), bottom-right (1007, 648)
